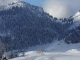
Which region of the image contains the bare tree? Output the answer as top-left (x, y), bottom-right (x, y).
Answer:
top-left (19, 50), bottom-right (26, 57)
top-left (9, 51), bottom-right (14, 59)
top-left (36, 45), bottom-right (44, 55)
top-left (22, 49), bottom-right (26, 57)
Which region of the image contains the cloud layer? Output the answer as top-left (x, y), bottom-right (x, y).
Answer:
top-left (0, 0), bottom-right (19, 6)
top-left (43, 0), bottom-right (80, 18)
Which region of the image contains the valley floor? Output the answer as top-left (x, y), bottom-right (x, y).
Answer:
top-left (9, 41), bottom-right (80, 60)
top-left (9, 51), bottom-right (80, 60)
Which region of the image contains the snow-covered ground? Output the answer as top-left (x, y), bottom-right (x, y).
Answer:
top-left (9, 40), bottom-right (80, 60)
top-left (9, 51), bottom-right (80, 60)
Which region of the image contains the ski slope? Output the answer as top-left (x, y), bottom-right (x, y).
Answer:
top-left (9, 41), bottom-right (80, 60)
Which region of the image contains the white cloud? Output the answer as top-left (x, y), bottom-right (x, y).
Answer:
top-left (0, 0), bottom-right (19, 6)
top-left (43, 0), bottom-right (80, 18)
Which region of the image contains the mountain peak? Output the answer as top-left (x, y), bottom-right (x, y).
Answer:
top-left (8, 1), bottom-right (29, 6)
top-left (0, 1), bottom-right (30, 11)
top-left (68, 10), bottom-right (80, 29)
top-left (73, 11), bottom-right (80, 21)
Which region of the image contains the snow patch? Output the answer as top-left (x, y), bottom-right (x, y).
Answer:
top-left (68, 11), bottom-right (80, 29)
top-left (67, 49), bottom-right (79, 53)
top-left (73, 11), bottom-right (80, 21)
top-left (0, 1), bottom-right (28, 11)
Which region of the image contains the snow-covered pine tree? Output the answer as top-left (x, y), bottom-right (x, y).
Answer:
top-left (1, 52), bottom-right (8, 60)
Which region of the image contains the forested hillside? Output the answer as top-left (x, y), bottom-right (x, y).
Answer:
top-left (0, 1), bottom-right (78, 51)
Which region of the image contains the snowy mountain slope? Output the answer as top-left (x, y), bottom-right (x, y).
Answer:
top-left (0, 1), bottom-right (29, 11)
top-left (69, 11), bottom-right (80, 29)
top-left (27, 40), bottom-right (80, 52)
top-left (0, 1), bottom-right (44, 14)
top-left (0, 1), bottom-right (80, 60)
top-left (73, 11), bottom-right (80, 21)
top-left (0, 0), bottom-right (80, 56)
top-left (8, 41), bottom-right (80, 60)
top-left (0, 1), bottom-right (60, 51)
top-left (59, 11), bottom-right (80, 44)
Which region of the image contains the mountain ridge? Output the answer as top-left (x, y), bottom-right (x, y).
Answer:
top-left (0, 1), bottom-right (80, 51)
top-left (0, 1), bottom-right (58, 51)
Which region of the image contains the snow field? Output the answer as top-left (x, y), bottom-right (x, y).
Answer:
top-left (9, 41), bottom-right (80, 60)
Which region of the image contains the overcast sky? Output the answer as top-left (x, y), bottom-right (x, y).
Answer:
top-left (23, 0), bottom-right (80, 18)
top-left (0, 0), bottom-right (80, 18)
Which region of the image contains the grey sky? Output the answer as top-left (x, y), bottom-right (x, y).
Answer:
top-left (43, 0), bottom-right (80, 18)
